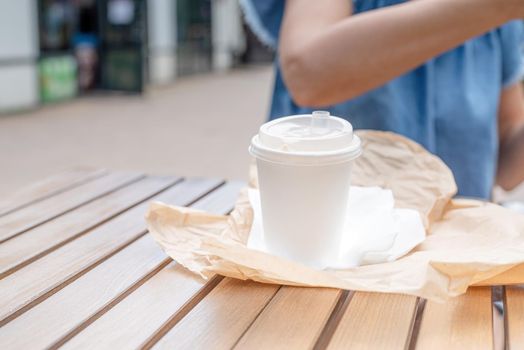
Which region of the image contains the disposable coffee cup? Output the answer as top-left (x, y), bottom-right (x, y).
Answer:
top-left (249, 111), bottom-right (362, 269)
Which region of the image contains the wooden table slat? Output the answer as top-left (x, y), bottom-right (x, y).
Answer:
top-left (505, 285), bottom-right (524, 348)
top-left (0, 234), bottom-right (168, 349)
top-left (58, 181), bottom-right (245, 349)
top-left (190, 180), bottom-right (245, 212)
top-left (0, 167), bottom-right (107, 217)
top-left (152, 278), bottom-right (280, 350)
top-left (0, 171), bottom-right (144, 243)
top-left (415, 287), bottom-right (493, 350)
top-left (326, 292), bottom-right (418, 350)
top-left (0, 177), bottom-right (222, 325)
top-left (234, 286), bottom-right (343, 350)
top-left (0, 176), bottom-right (179, 279)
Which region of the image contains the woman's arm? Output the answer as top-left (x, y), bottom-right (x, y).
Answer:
top-left (280, 0), bottom-right (523, 106)
top-left (497, 83), bottom-right (524, 191)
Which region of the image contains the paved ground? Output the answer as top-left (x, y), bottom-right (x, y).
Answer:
top-left (1, 64), bottom-right (523, 202)
top-left (0, 66), bottom-right (273, 196)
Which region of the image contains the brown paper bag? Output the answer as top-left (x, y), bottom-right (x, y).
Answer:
top-left (146, 131), bottom-right (524, 302)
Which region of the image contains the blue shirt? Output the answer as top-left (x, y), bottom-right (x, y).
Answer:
top-left (241, 0), bottom-right (524, 199)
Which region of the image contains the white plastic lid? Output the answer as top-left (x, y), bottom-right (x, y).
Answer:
top-left (249, 111), bottom-right (362, 165)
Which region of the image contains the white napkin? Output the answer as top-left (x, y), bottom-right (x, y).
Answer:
top-left (247, 186), bottom-right (426, 269)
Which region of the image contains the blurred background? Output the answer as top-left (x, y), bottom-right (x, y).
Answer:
top-left (0, 0), bottom-right (274, 197)
top-left (0, 0), bottom-right (522, 204)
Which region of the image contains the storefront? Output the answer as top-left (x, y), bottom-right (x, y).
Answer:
top-left (0, 0), bottom-right (264, 113)
top-left (38, 0), bottom-right (147, 103)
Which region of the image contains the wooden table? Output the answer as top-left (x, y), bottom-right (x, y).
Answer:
top-left (0, 168), bottom-right (522, 350)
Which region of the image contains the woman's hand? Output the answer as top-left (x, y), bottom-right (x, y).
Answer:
top-left (497, 82), bottom-right (524, 190)
top-left (279, 0), bottom-right (519, 107)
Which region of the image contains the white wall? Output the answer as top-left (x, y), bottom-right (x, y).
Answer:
top-left (0, 64), bottom-right (38, 111)
top-left (147, 0), bottom-right (177, 85)
top-left (211, 0), bottom-right (245, 71)
top-left (0, 0), bottom-right (39, 112)
top-left (0, 0), bottom-right (38, 60)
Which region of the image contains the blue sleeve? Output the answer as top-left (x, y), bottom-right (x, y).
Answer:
top-left (239, 0), bottom-right (285, 50)
top-left (499, 20), bottom-right (524, 88)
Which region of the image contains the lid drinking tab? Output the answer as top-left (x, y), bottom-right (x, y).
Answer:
top-left (310, 111), bottom-right (331, 135)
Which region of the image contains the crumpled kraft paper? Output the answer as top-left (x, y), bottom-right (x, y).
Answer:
top-left (146, 131), bottom-right (524, 302)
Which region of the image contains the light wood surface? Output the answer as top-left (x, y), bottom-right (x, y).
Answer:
top-left (415, 287), bottom-right (493, 350)
top-left (152, 278), bottom-right (280, 350)
top-left (234, 286), bottom-right (343, 350)
top-left (189, 180), bottom-right (245, 212)
top-left (0, 176), bottom-right (179, 278)
top-left (0, 171), bottom-right (143, 243)
top-left (327, 292), bottom-right (418, 350)
top-left (0, 167), bottom-right (107, 217)
top-left (506, 285), bottom-right (524, 348)
top-left (61, 182), bottom-right (245, 349)
top-left (0, 170), bottom-right (520, 350)
top-left (0, 234), bottom-right (168, 349)
top-left (62, 262), bottom-right (208, 350)
top-left (0, 177), bottom-right (222, 325)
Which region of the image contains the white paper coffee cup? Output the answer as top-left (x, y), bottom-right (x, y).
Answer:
top-left (249, 111), bottom-right (361, 269)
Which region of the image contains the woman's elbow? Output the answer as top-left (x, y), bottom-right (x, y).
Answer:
top-left (290, 86), bottom-right (326, 108)
top-left (280, 52), bottom-right (359, 107)
top-left (280, 52), bottom-right (331, 107)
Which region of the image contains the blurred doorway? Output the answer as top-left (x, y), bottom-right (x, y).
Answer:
top-left (38, 0), bottom-right (78, 102)
top-left (98, 0), bottom-right (147, 92)
top-left (176, 0), bottom-right (212, 76)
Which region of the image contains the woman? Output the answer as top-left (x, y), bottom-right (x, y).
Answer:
top-left (241, 0), bottom-right (524, 199)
